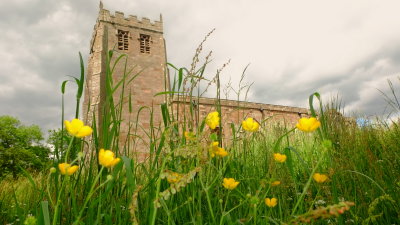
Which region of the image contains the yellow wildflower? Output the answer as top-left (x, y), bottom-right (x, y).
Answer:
top-left (215, 148), bottom-right (228, 157)
top-left (58, 163), bottom-right (79, 175)
top-left (313, 173), bottom-right (328, 183)
top-left (210, 142), bottom-right (228, 158)
top-left (64, 118), bottom-right (93, 138)
top-left (222, 178), bottom-right (240, 190)
top-left (265, 197), bottom-right (278, 207)
top-left (184, 131), bottom-right (196, 141)
top-left (271, 181), bottom-right (281, 186)
top-left (99, 149), bottom-right (121, 168)
top-left (206, 111), bottom-right (220, 130)
top-left (242, 117), bottom-right (260, 132)
top-left (167, 172), bottom-right (183, 184)
top-left (273, 153), bottom-right (287, 163)
top-left (296, 117), bottom-right (321, 132)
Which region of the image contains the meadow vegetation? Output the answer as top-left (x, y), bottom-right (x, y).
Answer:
top-left (0, 42), bottom-right (399, 225)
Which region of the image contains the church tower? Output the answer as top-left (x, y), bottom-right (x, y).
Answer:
top-left (83, 2), bottom-right (168, 157)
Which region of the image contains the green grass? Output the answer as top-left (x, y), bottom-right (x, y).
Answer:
top-left (0, 46), bottom-right (399, 224)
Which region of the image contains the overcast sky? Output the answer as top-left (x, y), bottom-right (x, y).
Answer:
top-left (1, 0), bottom-right (400, 135)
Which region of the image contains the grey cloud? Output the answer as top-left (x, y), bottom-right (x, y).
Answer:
top-left (1, 0), bottom-right (400, 138)
top-left (0, 0), bottom-right (59, 26)
top-left (250, 42), bottom-right (400, 116)
top-left (0, 0), bottom-right (96, 136)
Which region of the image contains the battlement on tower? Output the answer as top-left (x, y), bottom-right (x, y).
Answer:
top-left (98, 7), bottom-right (163, 33)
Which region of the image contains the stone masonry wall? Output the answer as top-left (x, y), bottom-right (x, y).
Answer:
top-left (171, 96), bottom-right (309, 144)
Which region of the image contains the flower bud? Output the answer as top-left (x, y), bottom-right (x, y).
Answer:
top-left (107, 175), bottom-right (113, 181)
top-left (77, 152), bottom-right (84, 159)
top-left (250, 196), bottom-right (259, 205)
top-left (49, 167), bottom-right (56, 174)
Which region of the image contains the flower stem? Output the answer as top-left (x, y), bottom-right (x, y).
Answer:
top-left (51, 137), bottom-right (77, 225)
top-left (149, 157), bottom-right (167, 225)
top-left (64, 137), bottom-right (75, 163)
top-left (52, 176), bottom-right (68, 225)
top-left (200, 177), bottom-right (216, 224)
top-left (272, 128), bottom-right (296, 153)
top-left (73, 166), bottom-right (105, 224)
top-left (291, 157), bottom-right (323, 216)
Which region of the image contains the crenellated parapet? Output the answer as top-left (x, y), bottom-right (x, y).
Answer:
top-left (98, 7), bottom-right (163, 33)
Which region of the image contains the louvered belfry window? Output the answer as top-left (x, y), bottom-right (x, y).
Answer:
top-left (139, 34), bottom-right (151, 54)
top-left (117, 30), bottom-right (129, 50)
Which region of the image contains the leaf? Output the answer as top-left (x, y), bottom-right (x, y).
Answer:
top-left (122, 156), bottom-right (135, 191)
top-left (77, 52), bottom-right (85, 99)
top-left (160, 103), bottom-right (170, 127)
top-left (154, 91), bottom-right (186, 97)
top-left (18, 165), bottom-right (39, 191)
top-left (308, 92), bottom-right (321, 118)
top-left (61, 80), bottom-right (69, 94)
top-left (209, 133), bottom-right (218, 142)
top-left (40, 201), bottom-right (51, 225)
top-left (178, 68), bottom-right (183, 90)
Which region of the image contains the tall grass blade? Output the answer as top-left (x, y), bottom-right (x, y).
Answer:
top-left (40, 201), bottom-right (51, 225)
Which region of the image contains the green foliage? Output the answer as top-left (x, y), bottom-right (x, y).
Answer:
top-left (0, 115), bottom-right (50, 178)
top-left (47, 129), bottom-right (71, 161)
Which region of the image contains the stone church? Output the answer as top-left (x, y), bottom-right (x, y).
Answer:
top-left (83, 3), bottom-right (308, 156)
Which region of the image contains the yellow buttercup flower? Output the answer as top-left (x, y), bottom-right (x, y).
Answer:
top-left (242, 117), bottom-right (260, 132)
top-left (215, 148), bottom-right (228, 157)
top-left (167, 172), bottom-right (183, 184)
top-left (271, 181), bottom-right (281, 186)
top-left (58, 163), bottom-right (79, 175)
top-left (296, 117), bottom-right (321, 132)
top-left (99, 149), bottom-right (121, 168)
top-left (206, 111), bottom-right (220, 130)
top-left (64, 118), bottom-right (93, 138)
top-left (222, 178), bottom-right (240, 190)
top-left (265, 197), bottom-right (278, 207)
top-left (313, 173), bottom-right (328, 183)
top-left (184, 131), bottom-right (196, 141)
top-left (210, 142), bottom-right (228, 158)
top-left (273, 153), bottom-right (287, 163)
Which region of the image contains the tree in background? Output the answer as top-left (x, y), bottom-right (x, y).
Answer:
top-left (0, 115), bottom-right (50, 178)
top-left (47, 128), bottom-right (72, 161)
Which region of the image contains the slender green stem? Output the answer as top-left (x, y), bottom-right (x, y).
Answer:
top-left (291, 157), bottom-right (323, 216)
top-left (149, 156), bottom-right (168, 225)
top-left (64, 137), bottom-right (75, 163)
top-left (343, 170), bottom-right (386, 194)
top-left (253, 204), bottom-right (257, 225)
top-left (73, 166), bottom-right (105, 224)
top-left (272, 128), bottom-right (296, 153)
top-left (200, 177), bottom-right (216, 223)
top-left (219, 200), bottom-right (246, 225)
top-left (308, 188), bottom-right (321, 212)
top-left (46, 172), bottom-right (54, 207)
top-left (52, 137), bottom-right (76, 225)
top-left (52, 176), bottom-right (68, 225)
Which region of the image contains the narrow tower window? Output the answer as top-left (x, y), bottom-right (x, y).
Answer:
top-left (117, 30), bottom-right (129, 50)
top-left (139, 34), bottom-right (151, 54)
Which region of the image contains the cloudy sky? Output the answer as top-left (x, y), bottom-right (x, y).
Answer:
top-left (1, 0), bottom-right (400, 135)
